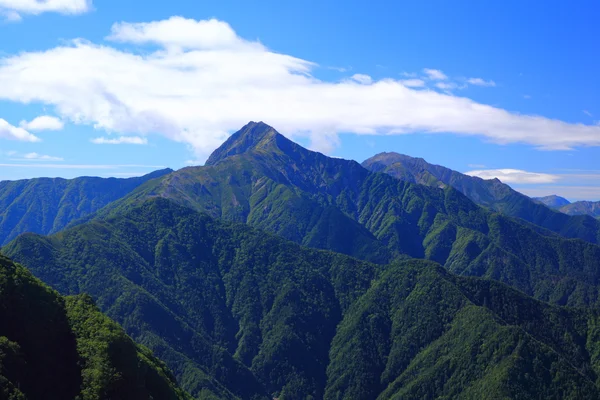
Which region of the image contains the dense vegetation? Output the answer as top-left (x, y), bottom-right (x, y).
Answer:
top-left (0, 168), bottom-right (172, 245)
top-left (5, 199), bottom-right (600, 399)
top-left (85, 122), bottom-right (600, 307)
top-left (363, 151), bottom-right (600, 243)
top-left (0, 254), bottom-right (189, 399)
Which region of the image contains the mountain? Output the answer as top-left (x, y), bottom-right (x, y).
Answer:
top-left (534, 195), bottom-right (571, 208)
top-left (5, 199), bottom-right (600, 399)
top-left (0, 168), bottom-right (172, 246)
top-left (362, 152), bottom-right (600, 245)
top-left (4, 198), bottom-right (381, 399)
top-left (0, 254), bottom-right (190, 400)
top-left (78, 122), bottom-right (600, 308)
top-left (534, 196), bottom-right (600, 219)
top-left (560, 201), bottom-right (600, 218)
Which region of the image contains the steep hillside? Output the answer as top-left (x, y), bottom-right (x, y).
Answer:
top-left (5, 201), bottom-right (600, 399)
top-left (0, 168), bottom-right (172, 245)
top-left (363, 152), bottom-right (600, 245)
top-left (0, 254), bottom-right (190, 400)
top-left (83, 122), bottom-right (600, 307)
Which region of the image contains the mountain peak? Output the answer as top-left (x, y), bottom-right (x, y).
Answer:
top-left (205, 121), bottom-right (280, 166)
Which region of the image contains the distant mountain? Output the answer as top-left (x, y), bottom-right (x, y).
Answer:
top-left (533, 195), bottom-right (571, 208)
top-left (77, 122), bottom-right (600, 308)
top-left (0, 168), bottom-right (172, 245)
top-left (6, 198), bottom-right (600, 399)
top-left (363, 152), bottom-right (600, 245)
top-left (560, 201), bottom-right (600, 218)
top-left (533, 195), bottom-right (600, 219)
top-left (0, 254), bottom-right (189, 400)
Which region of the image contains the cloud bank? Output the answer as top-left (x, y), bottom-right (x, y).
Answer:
top-left (0, 119), bottom-right (40, 142)
top-left (0, 16), bottom-right (599, 158)
top-left (465, 168), bottom-right (560, 184)
top-left (0, 0), bottom-right (92, 20)
top-left (91, 136), bottom-right (148, 144)
top-left (20, 116), bottom-right (64, 131)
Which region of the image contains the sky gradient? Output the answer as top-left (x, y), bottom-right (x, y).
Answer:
top-left (0, 0), bottom-right (598, 200)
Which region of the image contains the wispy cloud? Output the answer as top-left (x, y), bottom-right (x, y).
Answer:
top-left (0, 119), bottom-right (40, 142)
top-left (0, 163), bottom-right (165, 169)
top-left (10, 152), bottom-right (63, 161)
top-left (91, 136), bottom-right (148, 145)
top-left (0, 0), bottom-right (92, 21)
top-left (399, 79), bottom-right (425, 88)
top-left (465, 168), bottom-right (560, 184)
top-left (185, 160), bottom-right (203, 166)
top-left (435, 82), bottom-right (458, 91)
top-left (516, 186), bottom-right (600, 202)
top-left (350, 74), bottom-right (373, 85)
top-left (423, 68), bottom-right (448, 80)
top-left (467, 163), bottom-right (486, 169)
top-left (467, 77), bottom-right (496, 87)
top-left (583, 110), bottom-right (593, 117)
top-left (0, 16), bottom-right (599, 156)
top-left (20, 116), bottom-right (64, 131)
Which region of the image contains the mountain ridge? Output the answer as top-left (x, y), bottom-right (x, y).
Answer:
top-left (55, 122), bottom-right (600, 309)
top-left (0, 168), bottom-right (173, 245)
top-left (362, 151), bottom-right (600, 245)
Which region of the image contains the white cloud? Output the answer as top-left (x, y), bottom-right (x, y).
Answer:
top-left (91, 136), bottom-right (148, 144)
top-left (467, 77), bottom-right (496, 87)
top-left (399, 79), bottom-right (425, 88)
top-left (400, 72), bottom-right (418, 78)
top-left (0, 163), bottom-right (164, 169)
top-left (0, 17), bottom-right (600, 157)
top-left (107, 17), bottom-right (253, 51)
top-left (12, 152), bottom-right (64, 161)
top-left (0, 0), bottom-right (92, 19)
top-left (185, 159), bottom-right (203, 165)
top-left (465, 168), bottom-right (559, 184)
top-left (0, 119), bottom-right (40, 142)
top-left (350, 74), bottom-right (373, 84)
top-left (435, 82), bottom-right (457, 91)
top-left (423, 68), bottom-right (448, 80)
top-left (583, 110), bottom-right (593, 117)
top-left (2, 10), bottom-right (21, 21)
top-left (20, 115), bottom-right (64, 131)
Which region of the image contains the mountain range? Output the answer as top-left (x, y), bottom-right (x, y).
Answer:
top-left (68, 122), bottom-right (600, 307)
top-left (6, 198), bottom-right (600, 399)
top-left (535, 195), bottom-right (600, 219)
top-left (4, 121), bottom-right (600, 399)
top-left (0, 168), bottom-right (172, 246)
top-left (362, 152), bottom-right (600, 242)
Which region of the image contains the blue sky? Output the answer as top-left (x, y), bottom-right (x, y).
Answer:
top-left (0, 0), bottom-right (599, 200)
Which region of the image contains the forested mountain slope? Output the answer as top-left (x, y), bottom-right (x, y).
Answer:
top-left (5, 199), bottom-right (600, 399)
top-left (85, 122), bottom-right (600, 307)
top-left (363, 152), bottom-right (600, 245)
top-left (0, 168), bottom-right (172, 245)
top-left (0, 254), bottom-right (190, 400)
